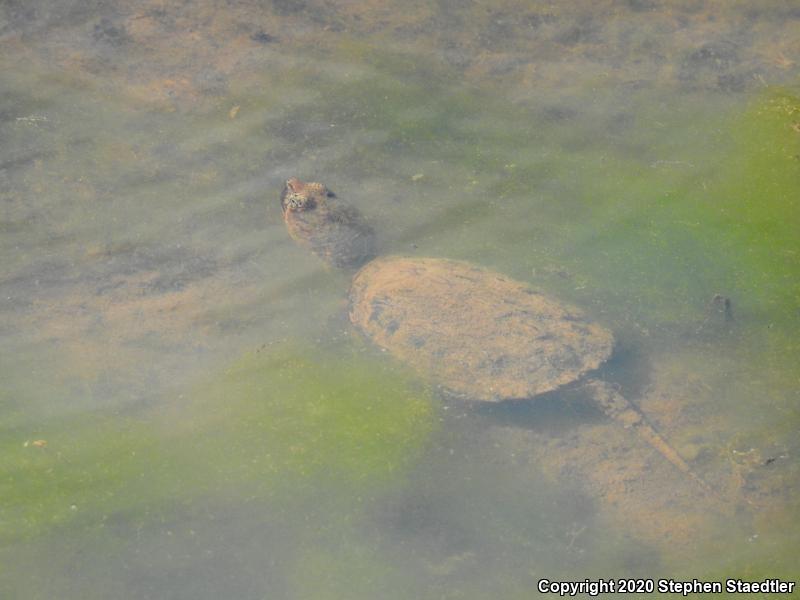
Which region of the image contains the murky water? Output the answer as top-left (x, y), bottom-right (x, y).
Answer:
top-left (2, 2), bottom-right (799, 598)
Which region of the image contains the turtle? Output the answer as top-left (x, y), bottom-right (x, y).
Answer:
top-left (279, 177), bottom-right (713, 494)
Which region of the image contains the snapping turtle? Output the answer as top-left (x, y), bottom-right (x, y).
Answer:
top-left (280, 178), bottom-right (712, 492)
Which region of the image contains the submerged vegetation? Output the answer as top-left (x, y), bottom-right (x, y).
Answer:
top-left (1, 343), bottom-right (435, 543)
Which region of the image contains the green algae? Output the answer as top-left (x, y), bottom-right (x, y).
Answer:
top-left (715, 91), bottom-right (800, 323)
top-left (0, 398), bottom-right (167, 543)
top-left (173, 341), bottom-right (436, 494)
top-left (0, 342), bottom-right (435, 544)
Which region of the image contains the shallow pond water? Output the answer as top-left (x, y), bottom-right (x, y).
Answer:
top-left (1, 1), bottom-right (799, 598)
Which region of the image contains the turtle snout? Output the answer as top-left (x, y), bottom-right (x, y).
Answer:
top-left (282, 194), bottom-right (315, 212)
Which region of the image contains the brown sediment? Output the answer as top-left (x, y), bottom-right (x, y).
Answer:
top-left (583, 378), bottom-right (727, 506)
top-left (478, 352), bottom-right (781, 554)
top-left (3, 1), bottom-right (797, 119)
top-left (16, 258), bottom-right (261, 384)
top-left (481, 420), bottom-right (710, 551)
top-left (482, 422), bottom-right (718, 552)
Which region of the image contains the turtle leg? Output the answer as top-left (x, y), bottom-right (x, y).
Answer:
top-left (583, 378), bottom-right (716, 496)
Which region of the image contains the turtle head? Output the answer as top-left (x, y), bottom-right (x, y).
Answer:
top-left (280, 177), bottom-right (335, 214)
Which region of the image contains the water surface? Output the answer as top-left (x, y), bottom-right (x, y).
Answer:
top-left (1, 1), bottom-right (799, 598)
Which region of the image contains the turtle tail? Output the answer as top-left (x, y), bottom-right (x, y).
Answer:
top-left (583, 378), bottom-right (717, 498)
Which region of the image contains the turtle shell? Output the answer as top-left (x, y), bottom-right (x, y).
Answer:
top-left (349, 256), bottom-right (614, 401)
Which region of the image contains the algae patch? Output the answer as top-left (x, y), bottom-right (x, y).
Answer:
top-left (0, 342), bottom-right (436, 543)
top-left (717, 90), bottom-right (800, 325)
top-left (171, 342), bottom-right (437, 495)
